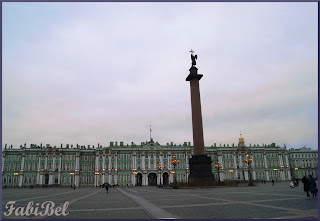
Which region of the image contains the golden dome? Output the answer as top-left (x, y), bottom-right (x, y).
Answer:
top-left (239, 133), bottom-right (244, 141)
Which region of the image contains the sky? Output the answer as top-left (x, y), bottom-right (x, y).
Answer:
top-left (2, 2), bottom-right (318, 150)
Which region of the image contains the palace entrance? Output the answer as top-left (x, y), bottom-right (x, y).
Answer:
top-left (136, 173), bottom-right (142, 186)
top-left (163, 172), bottom-right (169, 186)
top-left (44, 174), bottom-right (49, 185)
top-left (148, 173), bottom-right (157, 186)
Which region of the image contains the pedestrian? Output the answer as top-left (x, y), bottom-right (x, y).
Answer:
top-left (308, 175), bottom-right (317, 197)
top-left (105, 185), bottom-right (109, 193)
top-left (302, 175), bottom-right (310, 197)
top-left (74, 184), bottom-right (76, 190)
top-left (290, 180), bottom-right (295, 188)
top-left (272, 179), bottom-right (275, 186)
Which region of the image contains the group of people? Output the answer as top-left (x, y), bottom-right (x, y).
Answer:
top-left (302, 175), bottom-right (317, 197)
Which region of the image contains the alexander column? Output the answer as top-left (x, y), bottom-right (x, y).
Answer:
top-left (186, 50), bottom-right (215, 185)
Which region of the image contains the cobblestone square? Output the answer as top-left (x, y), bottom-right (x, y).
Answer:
top-left (2, 181), bottom-right (318, 219)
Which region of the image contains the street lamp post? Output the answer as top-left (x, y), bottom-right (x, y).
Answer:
top-left (14, 173), bottom-right (19, 187)
top-left (215, 161), bottom-right (222, 181)
top-left (94, 172), bottom-right (99, 187)
top-left (70, 172), bottom-right (75, 187)
top-left (295, 167), bottom-right (299, 179)
top-left (156, 162), bottom-right (164, 186)
top-left (170, 155), bottom-right (179, 188)
top-left (244, 154), bottom-right (254, 186)
top-left (274, 169), bottom-right (278, 181)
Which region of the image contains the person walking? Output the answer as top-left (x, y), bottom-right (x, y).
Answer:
top-left (302, 175), bottom-right (310, 197)
top-left (272, 179), bottom-right (275, 186)
top-left (308, 175), bottom-right (317, 197)
top-left (105, 184), bottom-right (109, 194)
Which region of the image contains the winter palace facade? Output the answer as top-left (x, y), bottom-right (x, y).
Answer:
top-left (2, 135), bottom-right (318, 187)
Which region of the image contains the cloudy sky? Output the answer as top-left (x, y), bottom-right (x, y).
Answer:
top-left (2, 2), bottom-right (318, 150)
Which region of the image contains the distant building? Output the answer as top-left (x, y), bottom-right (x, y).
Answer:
top-left (288, 146), bottom-right (318, 180)
top-left (2, 134), bottom-right (318, 187)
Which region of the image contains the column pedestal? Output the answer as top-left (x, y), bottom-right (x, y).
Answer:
top-left (188, 154), bottom-right (215, 185)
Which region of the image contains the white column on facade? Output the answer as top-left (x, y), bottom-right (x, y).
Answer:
top-left (285, 154), bottom-right (291, 180)
top-left (49, 173), bottom-right (53, 185)
top-left (218, 154), bottom-right (224, 181)
top-left (263, 152), bottom-right (269, 181)
top-left (108, 155), bottom-right (112, 169)
top-left (251, 154), bottom-right (256, 180)
top-left (102, 154), bottom-right (105, 183)
top-left (95, 154), bottom-right (99, 170)
top-left (148, 155), bottom-right (151, 169)
top-left (157, 172), bottom-right (160, 185)
top-left (45, 154), bottom-right (48, 170)
top-left (115, 154), bottom-right (118, 170)
top-left (185, 154), bottom-right (188, 169)
top-left (115, 154), bottom-right (118, 185)
top-left (160, 153), bottom-right (163, 168)
top-left (167, 154), bottom-right (171, 169)
top-left (142, 154), bottom-right (145, 170)
top-left (169, 172), bottom-right (173, 183)
top-left (37, 154), bottom-right (41, 184)
top-left (239, 153), bottom-right (244, 180)
top-left (233, 153), bottom-right (238, 179)
top-left (278, 154), bottom-right (284, 180)
top-left (75, 154), bottom-right (80, 186)
top-left (134, 154), bottom-right (137, 169)
top-left (2, 154), bottom-right (5, 171)
top-left (153, 155), bottom-right (156, 169)
top-left (58, 154), bottom-right (62, 184)
top-left (94, 153), bottom-right (99, 186)
top-left (143, 172), bottom-right (147, 186)
top-left (108, 154), bottom-right (112, 184)
top-left (39, 173), bottom-right (43, 185)
top-left (52, 155), bottom-right (56, 170)
top-left (131, 173), bottom-right (134, 185)
top-left (19, 154), bottom-right (25, 187)
top-left (48, 154), bottom-right (53, 185)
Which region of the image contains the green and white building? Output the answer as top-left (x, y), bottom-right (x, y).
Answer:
top-left (2, 134), bottom-right (318, 187)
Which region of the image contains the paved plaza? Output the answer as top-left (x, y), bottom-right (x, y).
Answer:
top-left (2, 181), bottom-right (318, 219)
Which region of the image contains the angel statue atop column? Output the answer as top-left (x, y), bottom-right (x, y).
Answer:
top-left (190, 49), bottom-right (197, 67)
